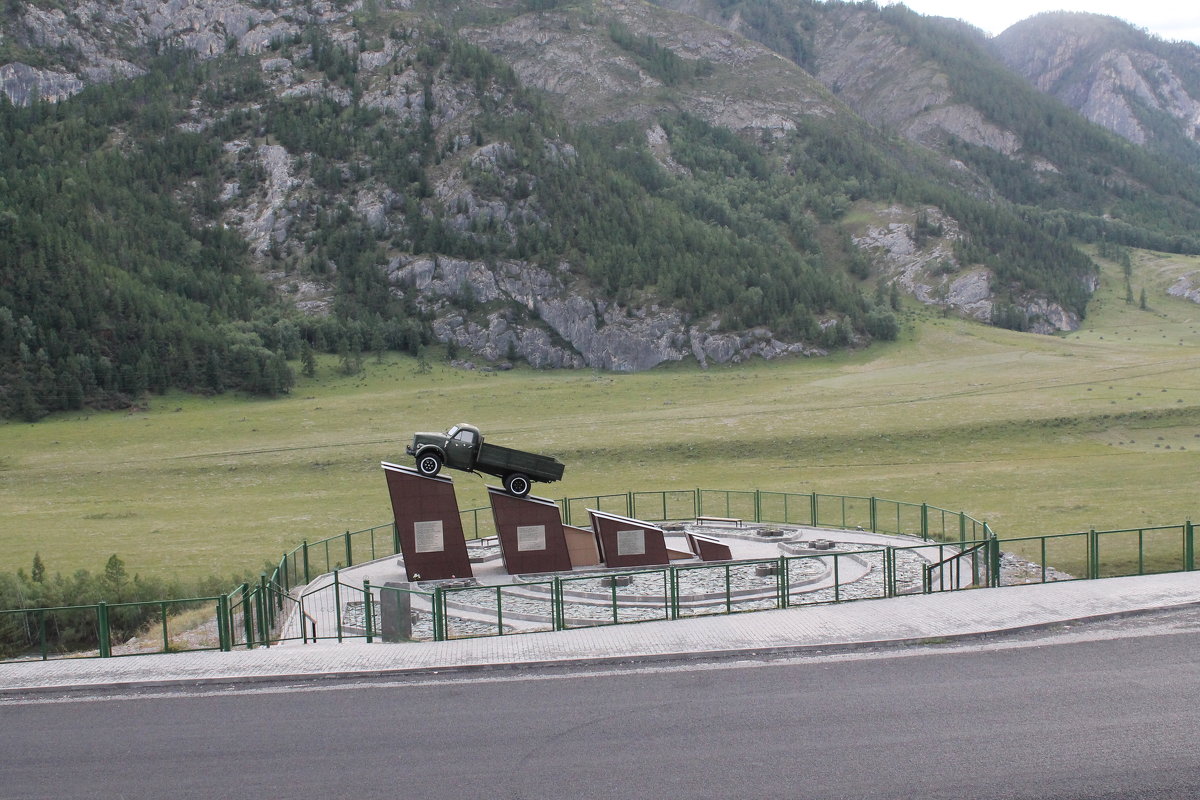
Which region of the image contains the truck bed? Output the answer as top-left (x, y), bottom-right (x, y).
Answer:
top-left (476, 442), bottom-right (565, 482)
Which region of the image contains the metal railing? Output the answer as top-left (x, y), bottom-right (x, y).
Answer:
top-left (0, 596), bottom-right (226, 661)
top-left (2, 487), bottom-right (1193, 660)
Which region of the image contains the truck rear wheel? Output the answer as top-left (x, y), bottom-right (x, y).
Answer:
top-left (504, 473), bottom-right (531, 497)
top-left (416, 452), bottom-right (442, 477)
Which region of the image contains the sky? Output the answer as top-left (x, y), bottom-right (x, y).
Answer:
top-left (878, 1), bottom-right (1200, 45)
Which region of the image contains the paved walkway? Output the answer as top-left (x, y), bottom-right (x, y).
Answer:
top-left (2, 572), bottom-right (1199, 696)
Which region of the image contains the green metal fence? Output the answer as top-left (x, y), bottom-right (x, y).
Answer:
top-left (2, 487), bottom-right (1193, 661)
top-left (0, 596), bottom-right (227, 661)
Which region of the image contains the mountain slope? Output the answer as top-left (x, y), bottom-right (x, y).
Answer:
top-left (992, 12), bottom-right (1200, 164)
top-left (4, 0), bottom-right (1199, 419)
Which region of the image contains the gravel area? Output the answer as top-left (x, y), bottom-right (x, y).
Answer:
top-left (293, 524), bottom-right (1074, 643)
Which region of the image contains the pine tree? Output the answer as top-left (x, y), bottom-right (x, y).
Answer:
top-left (301, 341), bottom-right (317, 378)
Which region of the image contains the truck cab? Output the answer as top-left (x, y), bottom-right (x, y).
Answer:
top-left (442, 424), bottom-right (481, 469)
top-left (407, 423), bottom-right (481, 475)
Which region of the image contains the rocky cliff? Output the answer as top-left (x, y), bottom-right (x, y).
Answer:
top-left (993, 13), bottom-right (1200, 155)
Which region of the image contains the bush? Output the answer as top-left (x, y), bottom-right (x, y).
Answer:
top-left (865, 309), bottom-right (900, 340)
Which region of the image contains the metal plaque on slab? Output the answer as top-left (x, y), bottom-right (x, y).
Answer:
top-left (516, 524), bottom-right (546, 552)
top-left (616, 529), bottom-right (646, 556)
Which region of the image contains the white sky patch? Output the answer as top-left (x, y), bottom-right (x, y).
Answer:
top-left (874, 1), bottom-right (1200, 44)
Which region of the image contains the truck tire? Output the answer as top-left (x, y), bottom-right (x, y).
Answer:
top-left (416, 452), bottom-right (442, 477)
top-left (504, 473), bottom-right (531, 497)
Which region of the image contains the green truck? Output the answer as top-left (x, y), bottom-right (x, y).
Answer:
top-left (405, 423), bottom-right (565, 497)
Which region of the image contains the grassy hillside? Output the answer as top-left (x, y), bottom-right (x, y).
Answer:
top-left (2, 247), bottom-right (1198, 582)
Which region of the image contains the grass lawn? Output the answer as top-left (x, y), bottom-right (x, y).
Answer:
top-left (2, 248), bottom-right (1198, 583)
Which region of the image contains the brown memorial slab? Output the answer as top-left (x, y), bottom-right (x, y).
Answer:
top-left (587, 509), bottom-right (671, 568)
top-left (564, 525), bottom-right (601, 568)
top-left (687, 532), bottom-right (732, 562)
top-left (382, 462), bottom-right (473, 582)
top-left (487, 487), bottom-right (573, 575)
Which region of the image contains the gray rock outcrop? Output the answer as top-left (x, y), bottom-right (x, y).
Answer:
top-left (994, 13), bottom-right (1200, 149)
top-left (854, 205), bottom-right (1085, 332)
top-left (1167, 272), bottom-right (1200, 304)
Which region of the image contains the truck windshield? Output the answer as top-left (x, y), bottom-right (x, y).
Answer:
top-left (447, 425), bottom-right (461, 438)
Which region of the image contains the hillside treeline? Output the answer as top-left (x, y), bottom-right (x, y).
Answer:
top-left (0, 554), bottom-right (235, 658)
top-left (0, 50), bottom-right (431, 421)
top-left (6, 13), bottom-right (1185, 419)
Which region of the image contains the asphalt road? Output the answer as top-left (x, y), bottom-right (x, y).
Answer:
top-left (4, 619), bottom-right (1200, 800)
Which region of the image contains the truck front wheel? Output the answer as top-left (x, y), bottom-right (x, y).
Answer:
top-left (504, 473), bottom-right (531, 497)
top-left (416, 452), bottom-right (443, 477)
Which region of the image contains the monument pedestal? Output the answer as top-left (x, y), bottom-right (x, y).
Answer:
top-left (382, 462), bottom-right (473, 581)
top-left (588, 509), bottom-right (672, 568)
top-left (687, 532), bottom-right (733, 562)
top-left (488, 487), bottom-right (574, 575)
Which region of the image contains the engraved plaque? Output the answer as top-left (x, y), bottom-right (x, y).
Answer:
top-left (413, 520), bottom-right (445, 553)
top-left (617, 529), bottom-right (645, 556)
top-left (516, 524), bottom-right (546, 552)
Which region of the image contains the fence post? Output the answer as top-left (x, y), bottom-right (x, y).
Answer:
top-left (258, 574), bottom-right (271, 648)
top-left (870, 497), bottom-right (877, 533)
top-left (260, 573), bottom-right (273, 631)
top-left (754, 490), bottom-right (762, 523)
top-left (302, 541), bottom-right (311, 585)
top-left (920, 503), bottom-right (929, 540)
top-left (392, 522), bottom-right (401, 556)
top-left (626, 492), bottom-right (633, 517)
top-left (669, 568), bottom-right (679, 621)
top-left (810, 493), bottom-right (818, 526)
top-left (363, 580), bottom-right (374, 644)
top-left (333, 568), bottom-right (343, 643)
top-left (988, 527), bottom-right (1001, 587)
top-left (433, 587), bottom-right (445, 641)
top-left (241, 583), bottom-right (253, 648)
top-left (97, 602), bottom-right (111, 659)
top-left (778, 556), bottom-right (788, 608)
top-left (1089, 529), bottom-right (1098, 580)
top-left (693, 488), bottom-right (700, 520)
top-left (344, 531), bottom-right (353, 568)
top-left (1186, 521), bottom-right (1194, 572)
top-left (725, 564), bottom-right (732, 615)
top-left (959, 512), bottom-right (966, 545)
top-left (552, 578), bottom-right (563, 631)
top-left (881, 549), bottom-right (890, 597)
top-left (217, 595), bottom-right (231, 652)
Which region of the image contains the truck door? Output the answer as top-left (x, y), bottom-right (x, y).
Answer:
top-left (445, 427), bottom-right (478, 469)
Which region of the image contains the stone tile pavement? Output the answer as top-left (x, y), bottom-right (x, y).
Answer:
top-left (2, 572), bottom-right (1198, 696)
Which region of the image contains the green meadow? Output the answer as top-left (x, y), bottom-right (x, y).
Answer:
top-left (3, 249), bottom-right (1199, 583)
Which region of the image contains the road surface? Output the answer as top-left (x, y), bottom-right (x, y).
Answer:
top-left (4, 613), bottom-right (1200, 799)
